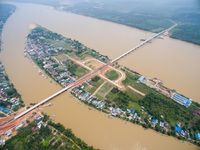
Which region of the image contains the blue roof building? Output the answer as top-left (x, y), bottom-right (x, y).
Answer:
top-left (151, 117), bottom-right (158, 126)
top-left (130, 109), bottom-right (135, 114)
top-left (171, 93), bottom-right (192, 107)
top-left (195, 133), bottom-right (200, 140)
top-left (175, 124), bottom-right (182, 133)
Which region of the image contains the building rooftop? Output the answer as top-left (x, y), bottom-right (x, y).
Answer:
top-left (175, 124), bottom-right (182, 133)
top-left (172, 93), bottom-right (192, 107)
top-left (138, 76), bottom-right (145, 83)
top-left (195, 133), bottom-right (200, 140)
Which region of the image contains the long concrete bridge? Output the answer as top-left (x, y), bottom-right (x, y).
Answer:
top-left (13, 24), bottom-right (177, 120)
top-left (111, 24), bottom-right (177, 63)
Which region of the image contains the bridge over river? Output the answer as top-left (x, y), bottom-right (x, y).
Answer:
top-left (13, 24), bottom-right (177, 121)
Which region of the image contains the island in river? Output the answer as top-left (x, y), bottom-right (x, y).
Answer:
top-left (0, 3), bottom-right (101, 150)
top-left (24, 25), bottom-right (200, 146)
top-left (0, 2), bottom-right (200, 150)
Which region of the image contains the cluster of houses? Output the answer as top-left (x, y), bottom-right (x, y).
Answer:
top-left (26, 33), bottom-right (76, 87)
top-left (175, 123), bottom-right (190, 138)
top-left (138, 75), bottom-right (200, 141)
top-left (25, 27), bottom-right (110, 87)
top-left (40, 57), bottom-right (75, 87)
top-left (0, 113), bottom-right (44, 145)
top-left (71, 84), bottom-right (171, 132)
top-left (147, 115), bottom-right (169, 130)
top-left (71, 82), bottom-right (200, 143)
top-left (25, 36), bottom-right (64, 61)
top-left (71, 85), bottom-right (140, 119)
top-left (175, 123), bottom-right (200, 141)
top-left (126, 108), bottom-right (170, 131)
top-left (25, 27), bottom-right (200, 144)
top-left (71, 86), bottom-right (106, 110)
top-left (26, 26), bottom-right (109, 63)
top-left (0, 63), bottom-right (22, 115)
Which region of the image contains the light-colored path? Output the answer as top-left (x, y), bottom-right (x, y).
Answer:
top-left (128, 85), bottom-right (146, 96)
top-left (0, 3), bottom-right (198, 150)
top-left (84, 58), bottom-right (126, 86)
top-left (91, 81), bottom-right (106, 96)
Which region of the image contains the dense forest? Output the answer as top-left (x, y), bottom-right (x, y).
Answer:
top-left (0, 4), bottom-right (15, 24)
top-left (64, 0), bottom-right (200, 45)
top-left (2, 117), bottom-right (97, 150)
top-left (0, 4), bottom-right (16, 51)
top-left (5, 0), bottom-right (200, 45)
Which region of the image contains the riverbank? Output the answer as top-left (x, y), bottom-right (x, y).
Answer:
top-left (0, 4), bottom-right (24, 114)
top-left (0, 4), bottom-right (15, 52)
top-left (6, 0), bottom-right (200, 45)
top-left (0, 5), bottom-right (98, 148)
top-left (62, 0), bottom-right (200, 46)
top-left (25, 3), bottom-right (200, 101)
top-left (0, 62), bottom-right (24, 114)
top-left (25, 25), bottom-right (200, 147)
top-left (0, 3), bottom-right (199, 150)
top-left (3, 115), bottom-right (97, 150)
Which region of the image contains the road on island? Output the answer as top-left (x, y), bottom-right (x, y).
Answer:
top-left (13, 23), bottom-right (177, 120)
top-left (0, 3), bottom-right (199, 150)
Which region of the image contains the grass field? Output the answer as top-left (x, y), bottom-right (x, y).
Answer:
top-left (105, 69), bottom-right (119, 81)
top-left (83, 76), bottom-right (104, 94)
top-left (95, 82), bottom-right (113, 99)
top-left (123, 71), bottom-right (153, 95)
top-left (63, 60), bottom-right (89, 78)
top-left (4, 120), bottom-right (96, 150)
top-left (83, 83), bottom-right (96, 94)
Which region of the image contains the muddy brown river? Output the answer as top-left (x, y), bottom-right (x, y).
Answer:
top-left (0, 2), bottom-right (199, 150)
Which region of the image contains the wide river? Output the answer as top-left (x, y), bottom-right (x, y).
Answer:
top-left (0, 3), bottom-right (200, 150)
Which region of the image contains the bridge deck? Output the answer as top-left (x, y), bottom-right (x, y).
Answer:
top-left (14, 24), bottom-right (177, 120)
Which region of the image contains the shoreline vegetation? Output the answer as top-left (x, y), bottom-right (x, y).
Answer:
top-left (0, 1), bottom-right (199, 149)
top-left (62, 1), bottom-right (200, 46)
top-left (0, 62), bottom-right (24, 114)
top-left (0, 4), bottom-right (99, 149)
top-left (0, 4), bottom-right (16, 52)
top-left (5, 0), bottom-right (200, 46)
top-left (62, 8), bottom-right (200, 46)
top-left (0, 4), bottom-right (24, 114)
top-left (2, 114), bottom-right (97, 150)
top-left (25, 25), bottom-right (200, 147)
